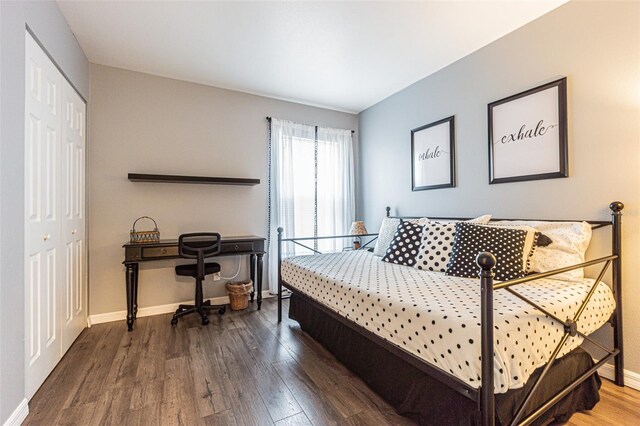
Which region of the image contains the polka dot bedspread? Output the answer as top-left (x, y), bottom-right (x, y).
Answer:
top-left (281, 250), bottom-right (615, 393)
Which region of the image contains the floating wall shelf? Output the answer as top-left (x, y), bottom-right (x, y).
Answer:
top-left (128, 173), bottom-right (260, 186)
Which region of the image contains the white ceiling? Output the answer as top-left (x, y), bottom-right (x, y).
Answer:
top-left (57, 1), bottom-right (566, 113)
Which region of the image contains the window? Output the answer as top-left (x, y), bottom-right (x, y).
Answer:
top-left (267, 118), bottom-right (355, 288)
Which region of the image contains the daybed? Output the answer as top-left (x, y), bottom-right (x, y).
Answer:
top-left (276, 202), bottom-right (624, 426)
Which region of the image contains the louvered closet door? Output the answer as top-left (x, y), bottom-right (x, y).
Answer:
top-left (60, 78), bottom-right (86, 354)
top-left (25, 32), bottom-right (63, 398)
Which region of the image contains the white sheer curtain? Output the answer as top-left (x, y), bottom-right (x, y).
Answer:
top-left (267, 118), bottom-right (355, 291)
top-left (316, 126), bottom-right (355, 253)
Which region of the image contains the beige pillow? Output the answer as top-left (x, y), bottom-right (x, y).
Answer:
top-left (436, 214), bottom-right (492, 225)
top-left (469, 214), bottom-right (492, 225)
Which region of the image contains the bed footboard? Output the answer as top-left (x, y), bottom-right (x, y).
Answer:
top-left (477, 201), bottom-right (624, 426)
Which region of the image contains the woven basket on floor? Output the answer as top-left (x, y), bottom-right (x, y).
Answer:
top-left (226, 280), bottom-right (253, 311)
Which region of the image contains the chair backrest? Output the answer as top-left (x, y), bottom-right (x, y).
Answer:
top-left (178, 233), bottom-right (222, 279)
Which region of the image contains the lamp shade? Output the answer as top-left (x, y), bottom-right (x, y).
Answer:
top-left (349, 221), bottom-right (368, 235)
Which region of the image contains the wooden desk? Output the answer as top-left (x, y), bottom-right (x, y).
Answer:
top-left (123, 235), bottom-right (265, 331)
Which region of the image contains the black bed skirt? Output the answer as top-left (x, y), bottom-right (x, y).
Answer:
top-left (289, 293), bottom-right (601, 426)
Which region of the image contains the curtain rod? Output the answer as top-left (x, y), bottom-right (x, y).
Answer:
top-left (266, 116), bottom-right (355, 134)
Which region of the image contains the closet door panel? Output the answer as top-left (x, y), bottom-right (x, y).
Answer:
top-left (61, 78), bottom-right (87, 354)
top-left (25, 32), bottom-right (63, 399)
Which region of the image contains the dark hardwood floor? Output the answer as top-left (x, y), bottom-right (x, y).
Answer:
top-left (24, 299), bottom-right (640, 425)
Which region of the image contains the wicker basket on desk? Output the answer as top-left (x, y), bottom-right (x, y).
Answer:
top-left (226, 280), bottom-right (253, 311)
top-left (130, 216), bottom-right (160, 244)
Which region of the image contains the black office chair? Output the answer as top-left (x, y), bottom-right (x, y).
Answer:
top-left (171, 233), bottom-right (227, 326)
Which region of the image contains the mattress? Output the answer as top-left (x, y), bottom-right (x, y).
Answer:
top-left (281, 250), bottom-right (615, 393)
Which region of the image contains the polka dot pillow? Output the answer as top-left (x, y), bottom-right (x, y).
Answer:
top-left (414, 221), bottom-right (455, 272)
top-left (373, 217), bottom-right (429, 256)
top-left (470, 223), bottom-right (552, 273)
top-left (381, 221), bottom-right (424, 266)
top-left (445, 222), bottom-right (527, 281)
top-left (414, 215), bottom-right (492, 273)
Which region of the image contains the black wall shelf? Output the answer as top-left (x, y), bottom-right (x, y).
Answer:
top-left (128, 173), bottom-right (260, 186)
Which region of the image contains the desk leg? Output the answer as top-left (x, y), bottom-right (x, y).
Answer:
top-left (250, 254), bottom-right (256, 302)
top-left (256, 253), bottom-right (263, 310)
top-left (133, 263), bottom-right (139, 319)
top-left (125, 263), bottom-right (137, 331)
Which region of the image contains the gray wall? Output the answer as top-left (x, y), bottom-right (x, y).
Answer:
top-left (89, 64), bottom-right (357, 315)
top-left (358, 1), bottom-right (640, 374)
top-left (0, 1), bottom-right (90, 422)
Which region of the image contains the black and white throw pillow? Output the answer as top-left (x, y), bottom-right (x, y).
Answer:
top-left (470, 224), bottom-right (552, 274)
top-left (381, 221), bottom-right (424, 266)
top-left (445, 222), bottom-right (527, 281)
top-left (373, 217), bottom-right (429, 256)
top-left (413, 215), bottom-right (492, 273)
top-left (414, 221), bottom-right (456, 272)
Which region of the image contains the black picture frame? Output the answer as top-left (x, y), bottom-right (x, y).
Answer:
top-left (488, 78), bottom-right (568, 184)
top-left (411, 116), bottom-right (456, 191)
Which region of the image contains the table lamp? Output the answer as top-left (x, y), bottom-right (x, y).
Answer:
top-left (349, 221), bottom-right (368, 249)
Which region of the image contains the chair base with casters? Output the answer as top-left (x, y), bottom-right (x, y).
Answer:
top-left (171, 299), bottom-right (226, 326)
top-left (172, 233), bottom-right (227, 326)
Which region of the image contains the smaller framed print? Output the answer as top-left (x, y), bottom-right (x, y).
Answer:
top-left (488, 78), bottom-right (568, 184)
top-left (411, 116), bottom-right (456, 191)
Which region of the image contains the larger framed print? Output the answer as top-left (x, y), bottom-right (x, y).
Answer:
top-left (411, 116), bottom-right (456, 191)
top-left (488, 78), bottom-right (568, 184)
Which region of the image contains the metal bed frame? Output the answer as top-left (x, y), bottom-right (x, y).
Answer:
top-left (276, 202), bottom-right (624, 426)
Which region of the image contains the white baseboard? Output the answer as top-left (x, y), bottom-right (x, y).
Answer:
top-left (598, 363), bottom-right (640, 390)
top-left (3, 398), bottom-right (28, 426)
top-left (89, 291), bottom-right (273, 325)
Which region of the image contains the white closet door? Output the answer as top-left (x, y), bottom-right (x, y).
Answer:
top-left (61, 79), bottom-right (87, 354)
top-left (25, 32), bottom-right (63, 398)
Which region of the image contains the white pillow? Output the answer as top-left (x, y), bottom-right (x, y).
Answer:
top-left (373, 217), bottom-right (428, 256)
top-left (493, 220), bottom-right (592, 281)
top-left (373, 218), bottom-right (400, 256)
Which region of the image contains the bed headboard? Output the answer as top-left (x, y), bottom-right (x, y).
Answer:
top-left (384, 205), bottom-right (614, 230)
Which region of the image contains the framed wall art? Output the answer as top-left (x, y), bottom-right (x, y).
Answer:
top-left (411, 116), bottom-right (456, 191)
top-left (488, 77), bottom-right (568, 184)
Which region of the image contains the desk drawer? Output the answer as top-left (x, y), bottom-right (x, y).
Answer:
top-left (142, 246), bottom-right (178, 258)
top-left (221, 242), bottom-right (254, 253)
top-left (135, 242), bottom-right (255, 259)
